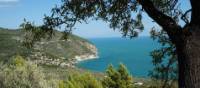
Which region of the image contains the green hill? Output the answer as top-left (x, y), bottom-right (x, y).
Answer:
top-left (0, 28), bottom-right (97, 67)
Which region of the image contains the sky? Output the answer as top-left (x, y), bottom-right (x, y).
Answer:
top-left (0, 0), bottom-right (190, 38)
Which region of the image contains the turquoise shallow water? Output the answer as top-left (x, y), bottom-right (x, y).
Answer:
top-left (76, 37), bottom-right (161, 77)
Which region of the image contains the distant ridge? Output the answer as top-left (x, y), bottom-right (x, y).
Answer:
top-left (0, 28), bottom-right (97, 67)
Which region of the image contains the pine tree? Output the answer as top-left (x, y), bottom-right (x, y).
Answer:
top-left (102, 64), bottom-right (134, 88)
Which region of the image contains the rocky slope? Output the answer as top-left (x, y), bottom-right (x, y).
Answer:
top-left (0, 28), bottom-right (98, 67)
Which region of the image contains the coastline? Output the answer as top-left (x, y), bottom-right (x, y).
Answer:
top-left (30, 50), bottom-right (98, 68)
top-left (67, 53), bottom-right (99, 68)
top-left (74, 54), bottom-right (99, 63)
top-left (62, 42), bottom-right (99, 68)
top-left (29, 41), bottom-right (99, 68)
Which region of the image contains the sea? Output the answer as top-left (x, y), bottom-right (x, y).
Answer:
top-left (76, 37), bottom-right (161, 77)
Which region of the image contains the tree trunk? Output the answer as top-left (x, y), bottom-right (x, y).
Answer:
top-left (176, 25), bottom-right (200, 88)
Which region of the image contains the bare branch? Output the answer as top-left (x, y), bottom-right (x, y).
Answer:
top-left (181, 9), bottom-right (192, 24)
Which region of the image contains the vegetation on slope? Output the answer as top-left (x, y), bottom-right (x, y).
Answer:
top-left (0, 28), bottom-right (96, 66)
top-left (0, 55), bottom-right (177, 88)
top-left (0, 56), bottom-right (133, 88)
top-left (0, 55), bottom-right (56, 88)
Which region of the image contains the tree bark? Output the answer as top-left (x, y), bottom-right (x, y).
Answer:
top-left (176, 25), bottom-right (200, 88)
top-left (176, 0), bottom-right (200, 87)
top-left (190, 0), bottom-right (200, 26)
top-left (138, 0), bottom-right (200, 87)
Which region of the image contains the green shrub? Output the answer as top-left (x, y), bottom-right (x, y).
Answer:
top-left (0, 55), bottom-right (54, 88)
top-left (59, 72), bottom-right (103, 88)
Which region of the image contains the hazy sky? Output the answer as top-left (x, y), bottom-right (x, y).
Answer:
top-left (0, 0), bottom-right (190, 38)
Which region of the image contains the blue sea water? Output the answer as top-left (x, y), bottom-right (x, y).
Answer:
top-left (76, 37), bottom-right (161, 77)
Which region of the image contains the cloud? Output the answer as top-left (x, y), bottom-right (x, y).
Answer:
top-left (0, 0), bottom-right (19, 7)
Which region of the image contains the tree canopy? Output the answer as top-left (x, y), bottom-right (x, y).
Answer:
top-left (42, 0), bottom-right (190, 38)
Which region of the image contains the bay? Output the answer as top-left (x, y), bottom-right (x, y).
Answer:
top-left (76, 37), bottom-right (161, 77)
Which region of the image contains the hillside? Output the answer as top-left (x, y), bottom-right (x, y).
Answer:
top-left (0, 28), bottom-right (98, 67)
